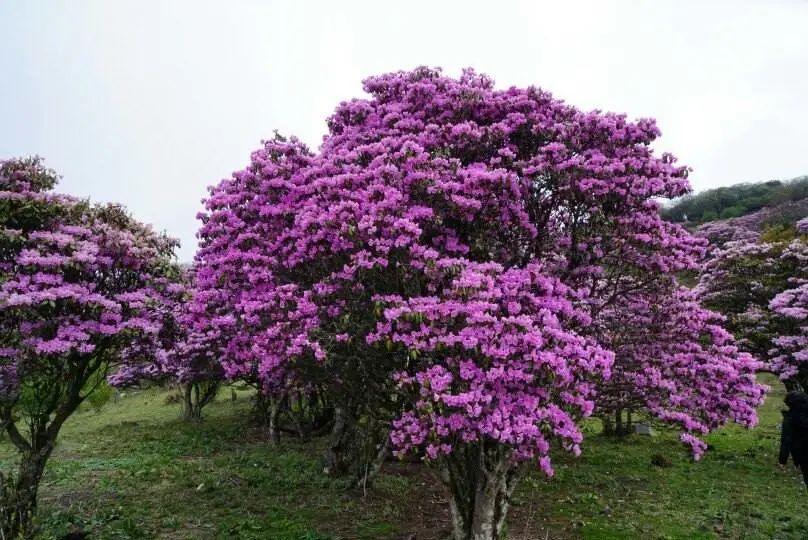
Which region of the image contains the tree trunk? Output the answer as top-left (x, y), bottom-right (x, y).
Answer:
top-left (182, 383), bottom-right (201, 422)
top-left (285, 400), bottom-right (310, 440)
top-left (1, 353), bottom-right (96, 539)
top-left (356, 431), bottom-right (392, 492)
top-left (182, 381), bottom-right (219, 422)
top-left (268, 393), bottom-right (282, 446)
top-left (250, 389), bottom-right (283, 444)
top-left (323, 406), bottom-right (354, 475)
top-left (1, 449), bottom-right (50, 539)
top-left (442, 442), bottom-right (518, 540)
top-left (602, 415), bottom-right (614, 435)
top-left (615, 408), bottom-right (624, 435)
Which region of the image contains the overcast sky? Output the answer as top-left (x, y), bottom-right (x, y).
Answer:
top-left (1, 1), bottom-right (807, 260)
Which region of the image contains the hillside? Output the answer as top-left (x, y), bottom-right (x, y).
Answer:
top-left (662, 175), bottom-right (808, 224)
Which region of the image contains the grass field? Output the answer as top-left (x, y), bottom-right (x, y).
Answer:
top-left (1, 374), bottom-right (806, 540)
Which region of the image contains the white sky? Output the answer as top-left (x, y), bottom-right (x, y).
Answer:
top-left (1, 1), bottom-right (807, 260)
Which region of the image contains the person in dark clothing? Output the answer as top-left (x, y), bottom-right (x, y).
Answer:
top-left (778, 390), bottom-right (808, 489)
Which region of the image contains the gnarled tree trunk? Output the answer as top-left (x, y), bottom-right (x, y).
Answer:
top-left (1, 417), bottom-right (62, 540)
top-left (267, 393), bottom-right (282, 446)
top-left (251, 389), bottom-right (284, 445)
top-left (1, 452), bottom-right (49, 539)
top-left (442, 442), bottom-right (519, 540)
top-left (355, 433), bottom-right (391, 492)
top-left (322, 405), bottom-right (390, 489)
top-left (181, 380), bottom-right (220, 422)
top-left (323, 406), bottom-right (357, 476)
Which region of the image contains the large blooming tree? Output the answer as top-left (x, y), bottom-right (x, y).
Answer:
top-left (0, 158), bottom-right (182, 538)
top-left (194, 67), bottom-right (748, 539)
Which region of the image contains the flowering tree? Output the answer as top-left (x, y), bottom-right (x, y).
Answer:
top-left (109, 268), bottom-right (226, 422)
top-left (195, 133), bottom-right (404, 468)
top-left (374, 262), bottom-right (613, 535)
top-left (595, 281), bottom-right (765, 455)
top-left (172, 294), bottom-right (227, 422)
top-left (694, 219), bottom-right (760, 248)
top-left (769, 283), bottom-right (808, 389)
top-left (0, 158), bottom-right (181, 538)
top-left (194, 67), bottom-right (726, 539)
top-left (697, 238), bottom-right (808, 389)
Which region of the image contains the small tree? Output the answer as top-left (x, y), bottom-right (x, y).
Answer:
top-left (173, 292), bottom-right (226, 422)
top-left (0, 158), bottom-right (181, 538)
top-left (375, 262), bottom-right (613, 537)
top-left (109, 269), bottom-right (226, 422)
top-left (595, 281), bottom-right (766, 453)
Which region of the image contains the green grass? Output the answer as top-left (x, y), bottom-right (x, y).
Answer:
top-left (1, 375), bottom-right (806, 539)
top-left (511, 374), bottom-right (808, 540)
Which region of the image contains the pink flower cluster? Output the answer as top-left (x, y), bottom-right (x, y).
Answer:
top-left (108, 267), bottom-right (226, 389)
top-left (769, 283), bottom-right (808, 381)
top-left (373, 263), bottom-right (613, 474)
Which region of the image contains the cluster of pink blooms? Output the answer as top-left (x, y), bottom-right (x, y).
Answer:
top-left (372, 262), bottom-right (613, 475)
top-left (696, 241), bottom-right (785, 317)
top-left (694, 199), bottom-right (808, 250)
top-left (108, 267), bottom-right (226, 390)
top-left (694, 220), bottom-right (761, 248)
top-left (769, 283), bottom-right (808, 381)
top-left (190, 67), bottom-right (764, 470)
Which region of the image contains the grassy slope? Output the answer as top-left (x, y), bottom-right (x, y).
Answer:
top-left (1, 375), bottom-right (806, 540)
top-left (512, 374), bottom-right (807, 540)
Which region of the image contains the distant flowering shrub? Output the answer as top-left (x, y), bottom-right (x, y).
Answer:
top-left (109, 266), bottom-right (227, 421)
top-left (698, 235), bottom-right (808, 389)
top-left (693, 200), bottom-right (808, 250)
top-left (769, 282), bottom-right (808, 383)
top-left (694, 219), bottom-right (760, 248)
top-left (797, 216), bottom-right (808, 234)
top-left (597, 284), bottom-right (765, 458)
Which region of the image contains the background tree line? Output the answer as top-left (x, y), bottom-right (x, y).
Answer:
top-left (663, 175), bottom-right (808, 224)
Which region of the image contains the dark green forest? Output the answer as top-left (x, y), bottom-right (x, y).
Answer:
top-left (663, 175), bottom-right (808, 223)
